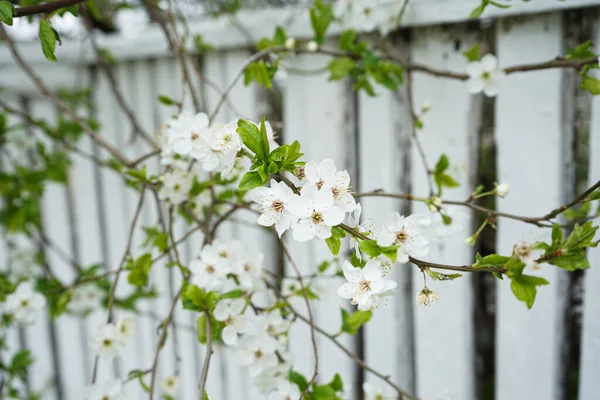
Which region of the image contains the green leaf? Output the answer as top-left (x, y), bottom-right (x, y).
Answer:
top-left (473, 253), bottom-right (510, 268)
top-left (239, 169), bottom-right (267, 191)
top-left (358, 239), bottom-right (380, 258)
top-left (438, 173), bottom-right (460, 188)
top-left (220, 289), bottom-right (244, 299)
top-left (562, 221), bottom-right (598, 250)
top-left (462, 44), bottom-right (480, 62)
top-left (510, 274), bottom-right (549, 309)
top-left (196, 314), bottom-right (224, 344)
top-left (157, 95), bottom-right (178, 106)
top-left (127, 253), bottom-right (153, 286)
top-left (184, 285), bottom-right (221, 312)
top-left (580, 75), bottom-right (600, 95)
top-left (434, 154), bottom-right (449, 173)
top-left (339, 30), bottom-right (356, 51)
top-left (244, 61), bottom-right (273, 89)
top-left (566, 40), bottom-right (596, 60)
top-left (469, 3), bottom-right (486, 18)
top-left (309, 1), bottom-right (334, 44)
top-left (237, 119), bottom-right (266, 159)
top-left (548, 249), bottom-right (590, 271)
top-left (325, 234), bottom-right (342, 256)
top-left (340, 308), bottom-right (372, 334)
top-left (125, 165), bottom-right (147, 182)
top-left (0, 1), bottom-right (14, 26)
top-left (327, 57), bottom-right (356, 80)
top-left (268, 145), bottom-right (288, 163)
top-left (289, 370), bottom-right (309, 392)
top-left (273, 26), bottom-right (287, 45)
top-left (327, 374), bottom-right (343, 392)
top-left (551, 224), bottom-right (563, 247)
top-left (258, 118), bottom-right (271, 162)
top-left (39, 19), bottom-right (58, 62)
top-left (425, 269), bottom-right (462, 281)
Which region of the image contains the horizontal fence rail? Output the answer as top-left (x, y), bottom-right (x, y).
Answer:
top-left (1, 3), bottom-right (599, 400)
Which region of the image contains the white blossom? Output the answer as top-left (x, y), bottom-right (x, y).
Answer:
top-left (304, 159), bottom-right (356, 212)
top-left (346, 203), bottom-right (375, 258)
top-left (237, 333), bottom-right (279, 377)
top-left (259, 309), bottom-right (291, 337)
top-left (5, 281), bottom-right (46, 325)
top-left (287, 184), bottom-right (345, 241)
top-left (377, 212), bottom-right (430, 263)
top-left (161, 111), bottom-right (209, 162)
top-left (465, 54), bottom-right (505, 97)
top-left (233, 250), bottom-right (266, 292)
top-left (416, 287), bottom-right (439, 306)
top-left (431, 208), bottom-right (467, 239)
top-left (158, 165), bottom-right (193, 205)
top-left (337, 259), bottom-right (397, 311)
top-left (68, 284), bottom-right (104, 314)
top-left (495, 182), bottom-right (510, 198)
top-left (333, 0), bottom-right (406, 37)
top-left (86, 380), bottom-right (127, 400)
top-left (89, 324), bottom-right (124, 359)
top-left (513, 241), bottom-right (542, 271)
top-left (8, 248), bottom-right (39, 280)
top-left (189, 242), bottom-right (234, 292)
top-left (197, 121), bottom-right (242, 174)
top-left (161, 375), bottom-right (180, 397)
top-left (363, 381), bottom-right (390, 399)
top-left (267, 380), bottom-right (301, 400)
top-left (214, 298), bottom-right (247, 345)
top-left (116, 316), bottom-right (136, 344)
top-left (281, 278), bottom-right (304, 297)
top-left (250, 179), bottom-right (296, 237)
top-left (254, 362), bottom-right (291, 392)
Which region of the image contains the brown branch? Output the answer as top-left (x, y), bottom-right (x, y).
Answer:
top-left (278, 239), bottom-right (319, 396)
top-left (13, 0), bottom-right (85, 17)
top-left (197, 311), bottom-right (213, 400)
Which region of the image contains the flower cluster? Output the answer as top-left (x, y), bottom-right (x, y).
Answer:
top-left (89, 315), bottom-right (136, 359)
top-left (338, 259), bottom-right (397, 311)
top-left (67, 284), bottom-right (104, 315)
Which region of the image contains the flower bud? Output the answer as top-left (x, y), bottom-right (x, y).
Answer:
top-left (285, 37), bottom-right (296, 50)
top-left (495, 183), bottom-right (510, 198)
top-left (306, 40), bottom-right (319, 52)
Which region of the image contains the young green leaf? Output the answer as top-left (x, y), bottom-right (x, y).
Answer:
top-left (580, 75), bottom-right (600, 95)
top-left (0, 1), bottom-right (14, 26)
top-left (462, 44), bottom-right (480, 62)
top-left (39, 19), bottom-right (58, 62)
top-left (327, 57), bottom-right (356, 80)
top-left (238, 171), bottom-right (267, 191)
top-left (340, 308), bottom-right (372, 335)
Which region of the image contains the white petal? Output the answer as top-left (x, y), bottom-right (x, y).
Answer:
top-left (483, 79), bottom-right (500, 97)
top-left (466, 77), bottom-right (486, 94)
top-left (222, 325), bottom-right (238, 346)
top-left (341, 260), bottom-right (362, 283)
top-left (313, 189), bottom-right (334, 212)
top-left (275, 214), bottom-right (291, 237)
top-left (292, 220), bottom-right (315, 241)
top-left (286, 197), bottom-right (312, 219)
top-left (303, 161), bottom-right (320, 184)
top-left (257, 209), bottom-right (279, 227)
top-left (480, 54), bottom-right (498, 72)
top-left (190, 113), bottom-right (209, 131)
top-left (230, 298), bottom-right (246, 315)
top-left (465, 61), bottom-right (483, 77)
top-left (322, 207), bottom-right (345, 226)
top-left (319, 159), bottom-right (337, 181)
top-left (213, 301), bottom-right (230, 321)
top-left (376, 228), bottom-right (395, 247)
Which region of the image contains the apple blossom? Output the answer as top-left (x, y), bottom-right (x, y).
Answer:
top-left (465, 54), bottom-right (505, 97)
top-left (377, 212), bottom-right (431, 263)
top-left (337, 259), bottom-right (397, 311)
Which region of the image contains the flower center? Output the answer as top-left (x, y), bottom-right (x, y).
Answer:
top-left (482, 71), bottom-right (491, 80)
top-left (359, 280), bottom-right (371, 292)
top-left (294, 166), bottom-right (305, 179)
top-left (191, 132), bottom-right (199, 140)
top-left (102, 396), bottom-right (109, 400)
top-left (219, 251), bottom-right (228, 258)
top-left (267, 324), bottom-right (276, 334)
top-left (244, 264), bottom-right (251, 272)
top-left (206, 265), bottom-right (215, 274)
top-left (255, 350), bottom-right (263, 359)
top-left (174, 184), bottom-right (181, 192)
top-left (20, 299), bottom-right (29, 307)
top-left (331, 187), bottom-right (340, 198)
top-left (395, 231), bottom-right (407, 243)
top-left (102, 339), bottom-right (112, 347)
top-left (311, 212), bottom-right (323, 224)
top-left (272, 200), bottom-right (284, 212)
top-left (316, 180), bottom-right (325, 190)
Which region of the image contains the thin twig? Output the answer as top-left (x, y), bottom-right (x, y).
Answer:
top-left (13, 0), bottom-right (85, 17)
top-left (279, 239), bottom-right (319, 395)
top-left (197, 311), bottom-right (213, 400)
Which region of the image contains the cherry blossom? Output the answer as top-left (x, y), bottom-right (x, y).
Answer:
top-left (214, 298), bottom-right (247, 345)
top-left (465, 54), bottom-right (505, 97)
top-left (377, 212), bottom-right (431, 263)
top-left (513, 241), bottom-right (543, 270)
top-left (250, 179), bottom-right (296, 237)
top-left (116, 316), bottom-right (136, 344)
top-left (86, 380), bottom-right (127, 400)
top-left (287, 184), bottom-right (345, 241)
top-left (237, 333), bottom-right (279, 377)
top-left (337, 259), bottom-right (397, 311)
top-left (89, 324), bottom-right (124, 359)
top-left (416, 287), bottom-right (439, 306)
top-left (67, 284), bottom-right (104, 314)
top-left (161, 375), bottom-right (180, 397)
top-left (5, 281), bottom-right (46, 325)
top-left (495, 182), bottom-right (510, 197)
top-left (267, 380), bottom-right (301, 400)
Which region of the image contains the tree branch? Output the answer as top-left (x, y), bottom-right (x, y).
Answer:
top-left (13, 0), bottom-right (85, 18)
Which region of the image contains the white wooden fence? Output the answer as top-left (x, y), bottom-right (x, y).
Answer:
top-left (1, 1), bottom-right (600, 399)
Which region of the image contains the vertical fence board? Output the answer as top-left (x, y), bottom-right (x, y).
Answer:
top-left (33, 98), bottom-right (89, 400)
top-left (410, 25), bottom-right (477, 400)
top-left (496, 14), bottom-right (566, 400)
top-left (282, 51), bottom-right (357, 387)
top-left (578, 25), bottom-right (600, 399)
top-left (357, 81), bottom-right (414, 394)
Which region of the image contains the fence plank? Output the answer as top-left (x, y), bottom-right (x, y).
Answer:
top-left (495, 14), bottom-right (567, 400)
top-left (32, 98), bottom-right (90, 400)
top-left (410, 24), bottom-right (478, 400)
top-left (578, 27), bottom-right (600, 399)
top-left (282, 50), bottom-right (357, 390)
top-left (357, 64), bottom-right (415, 394)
